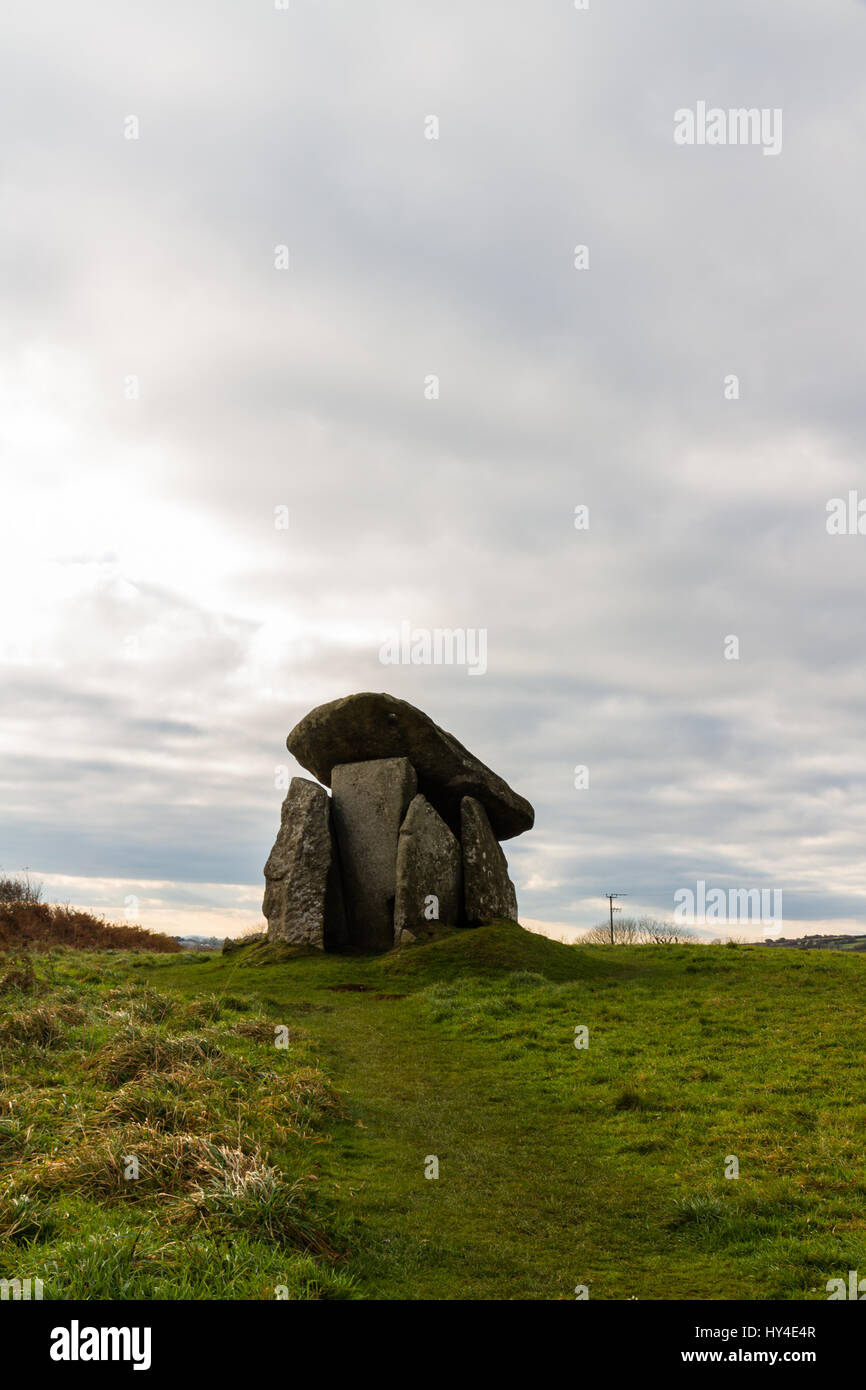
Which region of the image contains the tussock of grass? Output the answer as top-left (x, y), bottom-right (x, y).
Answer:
top-left (184, 994), bottom-right (224, 1023)
top-left (668, 1192), bottom-right (729, 1228)
top-left (32, 1127), bottom-right (218, 1197)
top-left (0, 1188), bottom-right (55, 1242)
top-left (105, 1072), bottom-right (211, 1132)
top-left (103, 985), bottom-right (174, 1023)
top-left (255, 1067), bottom-right (344, 1137)
top-left (29, 1129), bottom-right (329, 1244)
top-left (231, 1018), bottom-right (279, 1040)
top-left (0, 1001), bottom-right (85, 1046)
top-left (185, 1163), bottom-right (337, 1256)
top-left (91, 1030), bottom-right (223, 1086)
top-left (0, 955), bottom-right (37, 993)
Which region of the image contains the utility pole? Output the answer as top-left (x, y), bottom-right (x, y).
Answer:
top-left (605, 892), bottom-right (627, 945)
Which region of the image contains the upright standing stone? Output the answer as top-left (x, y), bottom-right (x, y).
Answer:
top-left (461, 795), bottom-right (519, 924)
top-left (262, 777), bottom-right (347, 949)
top-left (394, 793), bottom-right (462, 942)
top-left (331, 757), bottom-right (417, 950)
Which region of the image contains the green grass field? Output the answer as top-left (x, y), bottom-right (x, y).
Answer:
top-left (2, 922), bottom-right (865, 1300)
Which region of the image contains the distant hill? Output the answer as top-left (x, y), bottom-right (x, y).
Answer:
top-left (764, 934), bottom-right (866, 952)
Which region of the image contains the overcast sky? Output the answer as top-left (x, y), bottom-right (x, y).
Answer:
top-left (3, 0), bottom-right (866, 941)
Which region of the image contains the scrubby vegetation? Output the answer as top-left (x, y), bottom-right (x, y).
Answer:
top-left (580, 916), bottom-right (693, 945)
top-left (0, 873), bottom-right (42, 904)
top-left (0, 877), bottom-right (180, 954)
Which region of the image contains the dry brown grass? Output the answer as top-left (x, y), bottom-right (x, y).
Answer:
top-left (89, 1030), bottom-right (224, 1086)
top-left (0, 901), bottom-right (181, 953)
top-left (31, 1126), bottom-right (226, 1198)
top-left (0, 1001), bottom-right (86, 1047)
top-left (0, 955), bottom-right (37, 992)
top-left (231, 1018), bottom-right (279, 1040)
top-left (104, 1070), bottom-right (213, 1132)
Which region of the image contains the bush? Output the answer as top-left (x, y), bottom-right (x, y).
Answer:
top-left (0, 901), bottom-right (181, 953)
top-left (0, 874), bottom-right (42, 905)
top-left (579, 916), bottom-right (693, 946)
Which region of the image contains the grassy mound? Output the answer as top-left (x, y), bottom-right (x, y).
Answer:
top-left (382, 919), bottom-right (598, 983)
top-left (228, 920), bottom-right (598, 982)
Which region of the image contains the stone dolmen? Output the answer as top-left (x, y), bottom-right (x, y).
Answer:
top-left (262, 692), bottom-right (534, 950)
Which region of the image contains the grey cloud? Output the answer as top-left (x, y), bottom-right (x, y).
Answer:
top-left (2, 0), bottom-right (866, 934)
